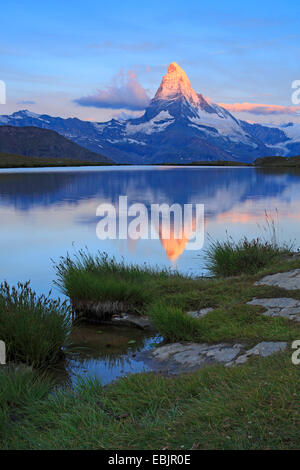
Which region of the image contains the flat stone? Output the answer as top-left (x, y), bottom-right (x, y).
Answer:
top-left (141, 339), bottom-right (289, 373)
top-left (245, 341), bottom-right (287, 357)
top-left (227, 341), bottom-right (287, 366)
top-left (247, 297), bottom-right (300, 321)
top-left (186, 308), bottom-right (214, 319)
top-left (255, 269), bottom-right (300, 290)
top-left (150, 342), bottom-right (243, 370)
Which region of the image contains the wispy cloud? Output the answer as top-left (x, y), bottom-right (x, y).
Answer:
top-left (219, 102), bottom-right (300, 115)
top-left (17, 100), bottom-right (36, 105)
top-left (74, 70), bottom-right (150, 111)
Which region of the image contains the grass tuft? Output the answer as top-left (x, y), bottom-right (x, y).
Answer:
top-left (205, 236), bottom-right (290, 277)
top-left (54, 249), bottom-right (183, 311)
top-left (0, 281), bottom-right (71, 367)
top-left (148, 302), bottom-right (200, 342)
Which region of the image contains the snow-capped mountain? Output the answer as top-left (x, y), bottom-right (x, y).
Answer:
top-left (1, 62), bottom-right (300, 163)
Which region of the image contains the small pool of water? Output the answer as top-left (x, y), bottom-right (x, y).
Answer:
top-left (51, 324), bottom-right (163, 386)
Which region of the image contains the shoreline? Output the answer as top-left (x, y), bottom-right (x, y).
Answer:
top-left (2, 159), bottom-right (300, 170)
top-left (1, 243), bottom-right (300, 449)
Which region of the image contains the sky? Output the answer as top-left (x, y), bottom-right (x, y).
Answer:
top-left (1, 0), bottom-right (300, 124)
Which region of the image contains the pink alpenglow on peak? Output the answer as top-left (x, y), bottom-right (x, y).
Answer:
top-left (154, 62), bottom-right (200, 106)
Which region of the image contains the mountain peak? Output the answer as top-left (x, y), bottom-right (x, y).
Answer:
top-left (167, 62), bottom-right (184, 73)
top-left (12, 109), bottom-right (40, 118)
top-left (153, 62), bottom-right (200, 106)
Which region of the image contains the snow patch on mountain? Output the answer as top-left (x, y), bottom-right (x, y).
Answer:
top-left (93, 123), bottom-right (107, 133)
top-left (189, 107), bottom-right (257, 147)
top-left (125, 111), bottom-right (174, 135)
top-left (280, 123), bottom-right (300, 142)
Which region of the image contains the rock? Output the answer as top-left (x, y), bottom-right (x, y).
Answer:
top-left (247, 297), bottom-right (300, 321)
top-left (109, 313), bottom-right (155, 330)
top-left (147, 342), bottom-right (243, 372)
top-left (246, 341), bottom-right (287, 357)
top-left (227, 341), bottom-right (287, 366)
top-left (255, 269), bottom-right (300, 290)
top-left (144, 340), bottom-right (288, 373)
top-left (186, 308), bottom-right (214, 319)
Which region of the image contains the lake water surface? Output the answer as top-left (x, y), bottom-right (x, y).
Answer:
top-left (1, 165), bottom-right (300, 294)
top-left (2, 165), bottom-right (300, 384)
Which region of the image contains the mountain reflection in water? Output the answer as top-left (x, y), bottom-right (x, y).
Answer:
top-left (1, 165), bottom-right (300, 294)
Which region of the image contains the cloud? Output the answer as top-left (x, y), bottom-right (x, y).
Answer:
top-left (74, 70), bottom-right (150, 111)
top-left (113, 110), bottom-right (144, 121)
top-left (219, 102), bottom-right (300, 116)
top-left (17, 100), bottom-right (36, 105)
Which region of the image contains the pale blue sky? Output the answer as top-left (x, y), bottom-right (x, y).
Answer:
top-left (1, 0), bottom-right (300, 123)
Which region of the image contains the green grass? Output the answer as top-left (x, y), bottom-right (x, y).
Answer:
top-left (1, 351), bottom-right (299, 450)
top-left (2, 245), bottom-right (300, 449)
top-left (0, 367), bottom-right (52, 440)
top-left (255, 155), bottom-right (300, 167)
top-left (0, 281), bottom-right (71, 367)
top-left (147, 297), bottom-right (300, 345)
top-left (148, 301), bottom-right (201, 342)
top-left (205, 236), bottom-right (291, 277)
top-left (54, 248), bottom-right (300, 344)
top-left (54, 250), bottom-right (183, 311)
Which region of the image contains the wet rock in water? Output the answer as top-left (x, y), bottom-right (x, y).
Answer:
top-left (227, 341), bottom-right (287, 366)
top-left (109, 313), bottom-right (155, 330)
top-left (247, 297), bottom-right (300, 321)
top-left (186, 308), bottom-right (214, 319)
top-left (255, 269), bottom-right (300, 290)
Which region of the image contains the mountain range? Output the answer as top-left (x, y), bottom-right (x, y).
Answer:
top-left (1, 62), bottom-right (300, 164)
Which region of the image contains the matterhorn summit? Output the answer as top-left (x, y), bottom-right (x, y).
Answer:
top-left (154, 62), bottom-right (200, 106)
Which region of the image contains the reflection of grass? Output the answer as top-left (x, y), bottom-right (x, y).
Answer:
top-left (67, 325), bottom-right (157, 364)
top-left (1, 352), bottom-right (299, 449)
top-left (0, 282), bottom-right (71, 367)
